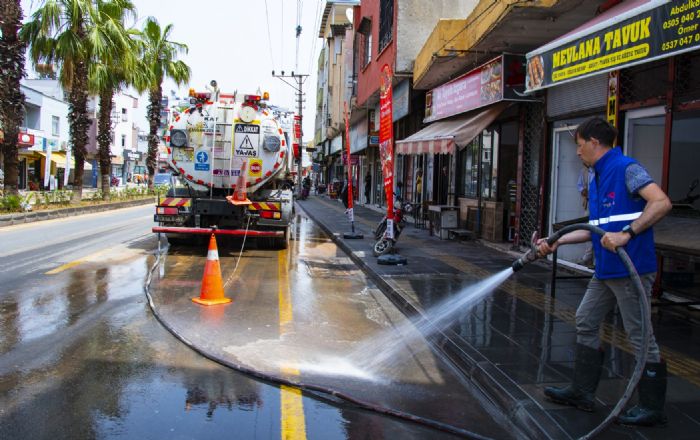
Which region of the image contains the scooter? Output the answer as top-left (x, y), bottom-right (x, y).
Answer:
top-left (373, 197), bottom-right (410, 240)
top-left (373, 200), bottom-right (407, 256)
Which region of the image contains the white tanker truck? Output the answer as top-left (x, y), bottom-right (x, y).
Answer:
top-left (152, 83), bottom-right (296, 249)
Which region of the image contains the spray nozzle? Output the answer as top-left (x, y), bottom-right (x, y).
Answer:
top-left (512, 231), bottom-right (540, 272)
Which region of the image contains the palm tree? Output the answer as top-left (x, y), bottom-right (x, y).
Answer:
top-left (89, 0), bottom-right (150, 199)
top-left (21, 0), bottom-right (105, 202)
top-left (139, 17), bottom-right (190, 187)
top-left (0, 0), bottom-right (26, 195)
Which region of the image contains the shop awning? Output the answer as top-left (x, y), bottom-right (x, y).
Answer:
top-left (525, 0), bottom-right (685, 92)
top-left (38, 152), bottom-right (93, 170)
top-left (395, 102), bottom-right (509, 155)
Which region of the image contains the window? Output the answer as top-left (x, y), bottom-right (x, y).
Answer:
top-left (121, 108), bottom-right (128, 122)
top-left (52, 116), bottom-right (60, 136)
top-left (458, 128), bottom-right (500, 200)
top-left (362, 33), bottom-right (372, 67)
top-left (379, 0), bottom-right (394, 52)
top-left (459, 139), bottom-right (479, 198)
top-left (121, 134), bottom-right (126, 147)
top-left (358, 17), bottom-right (372, 68)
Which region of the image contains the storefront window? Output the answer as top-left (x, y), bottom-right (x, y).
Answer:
top-left (458, 128), bottom-right (500, 200)
top-left (481, 129), bottom-right (499, 199)
top-left (459, 138), bottom-right (479, 198)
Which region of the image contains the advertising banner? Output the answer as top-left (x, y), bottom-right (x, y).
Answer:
top-left (379, 64), bottom-right (395, 238)
top-left (526, 0), bottom-right (700, 92)
top-left (344, 102), bottom-right (354, 222)
top-left (425, 54), bottom-right (528, 122)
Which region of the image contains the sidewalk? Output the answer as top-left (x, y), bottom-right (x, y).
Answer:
top-left (298, 194), bottom-right (700, 440)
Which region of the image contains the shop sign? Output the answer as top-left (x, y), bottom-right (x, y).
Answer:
top-left (425, 54), bottom-right (528, 122)
top-left (341, 152), bottom-right (359, 165)
top-left (607, 71), bottom-right (620, 127)
top-left (369, 135), bottom-right (379, 145)
top-left (349, 118), bottom-right (368, 154)
top-left (18, 132), bottom-right (35, 146)
top-left (393, 80), bottom-right (410, 122)
top-left (526, 0), bottom-right (700, 92)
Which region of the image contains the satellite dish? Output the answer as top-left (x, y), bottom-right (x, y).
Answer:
top-left (345, 7), bottom-right (353, 23)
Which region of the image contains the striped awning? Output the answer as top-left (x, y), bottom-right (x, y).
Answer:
top-left (396, 101), bottom-right (510, 155)
top-left (396, 137), bottom-right (455, 155)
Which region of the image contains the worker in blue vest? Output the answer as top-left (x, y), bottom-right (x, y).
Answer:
top-left (536, 117), bottom-right (671, 427)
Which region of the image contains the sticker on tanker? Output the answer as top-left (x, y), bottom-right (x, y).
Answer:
top-left (234, 123), bottom-right (259, 157)
top-left (194, 149), bottom-right (210, 171)
top-left (248, 159), bottom-right (263, 178)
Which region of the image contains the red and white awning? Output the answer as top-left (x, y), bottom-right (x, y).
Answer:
top-left (396, 137), bottom-right (454, 155)
top-left (395, 101), bottom-right (510, 155)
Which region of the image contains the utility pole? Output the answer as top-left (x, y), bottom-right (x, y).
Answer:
top-left (272, 71), bottom-right (308, 196)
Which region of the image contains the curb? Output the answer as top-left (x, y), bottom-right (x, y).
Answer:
top-left (296, 200), bottom-right (570, 440)
top-left (0, 197), bottom-right (156, 228)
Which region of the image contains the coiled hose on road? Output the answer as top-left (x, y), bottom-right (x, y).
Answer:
top-left (146, 223), bottom-right (650, 440)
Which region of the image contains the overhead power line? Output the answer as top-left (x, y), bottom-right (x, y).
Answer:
top-left (264, 0), bottom-right (276, 70)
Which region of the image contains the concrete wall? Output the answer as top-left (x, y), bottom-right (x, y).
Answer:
top-left (396, 0), bottom-right (478, 74)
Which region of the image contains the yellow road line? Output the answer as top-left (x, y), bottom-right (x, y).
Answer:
top-left (278, 250), bottom-right (307, 440)
top-left (45, 248), bottom-right (111, 275)
top-left (45, 260), bottom-right (85, 274)
top-left (280, 386), bottom-right (306, 440)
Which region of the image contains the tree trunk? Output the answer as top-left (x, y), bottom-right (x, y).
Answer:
top-left (68, 59), bottom-right (91, 203)
top-left (146, 84), bottom-right (162, 189)
top-left (97, 88), bottom-right (114, 200)
top-left (0, 0), bottom-right (26, 196)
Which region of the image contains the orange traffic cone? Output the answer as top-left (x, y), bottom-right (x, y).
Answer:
top-left (192, 233), bottom-right (232, 306)
top-left (226, 160), bottom-right (252, 206)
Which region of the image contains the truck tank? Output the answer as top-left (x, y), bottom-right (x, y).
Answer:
top-left (153, 88), bottom-right (295, 249)
top-left (166, 93), bottom-right (290, 192)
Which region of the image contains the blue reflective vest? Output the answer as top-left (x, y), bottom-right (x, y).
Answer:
top-left (589, 148), bottom-right (657, 279)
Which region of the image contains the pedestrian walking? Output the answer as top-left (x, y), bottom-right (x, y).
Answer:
top-left (536, 117), bottom-right (672, 427)
top-left (364, 171), bottom-right (371, 205)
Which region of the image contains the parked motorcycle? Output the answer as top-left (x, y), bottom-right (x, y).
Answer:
top-left (373, 198), bottom-right (407, 256)
top-left (373, 197), bottom-right (410, 240)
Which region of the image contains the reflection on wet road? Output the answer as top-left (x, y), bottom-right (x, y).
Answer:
top-left (148, 209), bottom-right (516, 439)
top-left (1, 205), bottom-right (493, 440)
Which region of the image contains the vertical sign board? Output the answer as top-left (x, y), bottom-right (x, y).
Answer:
top-left (607, 70), bottom-right (620, 128)
top-left (43, 137), bottom-right (52, 188)
top-left (344, 102), bottom-right (354, 222)
top-left (64, 148), bottom-right (72, 186)
top-left (379, 64), bottom-right (395, 239)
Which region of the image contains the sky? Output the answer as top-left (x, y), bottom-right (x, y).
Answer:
top-left (21, 0), bottom-right (323, 143)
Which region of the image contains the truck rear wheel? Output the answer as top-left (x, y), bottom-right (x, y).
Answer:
top-left (273, 226), bottom-right (290, 250)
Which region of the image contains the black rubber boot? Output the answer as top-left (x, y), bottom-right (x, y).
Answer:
top-left (617, 361), bottom-right (668, 427)
top-left (544, 344), bottom-right (604, 412)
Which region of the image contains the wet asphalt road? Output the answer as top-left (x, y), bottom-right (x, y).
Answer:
top-left (0, 205), bottom-right (493, 440)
